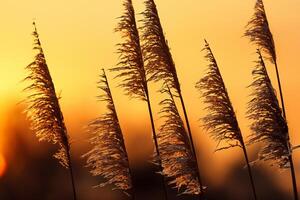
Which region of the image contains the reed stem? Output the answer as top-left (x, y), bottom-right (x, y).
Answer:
top-left (289, 154), bottom-right (298, 200)
top-left (66, 150), bottom-right (77, 200)
top-left (178, 91), bottom-right (204, 196)
top-left (274, 62), bottom-right (286, 119)
top-left (240, 140), bottom-right (258, 200)
top-left (145, 91), bottom-right (169, 200)
top-left (274, 61), bottom-right (298, 200)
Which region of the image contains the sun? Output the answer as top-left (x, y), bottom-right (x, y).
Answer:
top-left (0, 153), bottom-right (7, 177)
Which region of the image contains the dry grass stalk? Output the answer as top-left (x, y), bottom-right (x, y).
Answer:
top-left (140, 1), bottom-right (205, 194)
top-left (110, 0), bottom-right (168, 198)
top-left (111, 0), bottom-right (147, 101)
top-left (196, 40), bottom-right (257, 200)
top-left (140, 0), bottom-right (180, 94)
top-left (196, 40), bottom-right (243, 150)
top-left (247, 50), bottom-right (290, 168)
top-left (24, 22), bottom-right (77, 200)
top-left (245, 1), bottom-right (298, 199)
top-left (158, 87), bottom-right (202, 195)
top-left (83, 69), bottom-right (132, 196)
top-left (245, 0), bottom-right (276, 63)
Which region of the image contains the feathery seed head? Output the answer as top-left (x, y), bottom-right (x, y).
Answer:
top-left (247, 50), bottom-right (289, 168)
top-left (196, 40), bottom-right (243, 151)
top-left (141, 0), bottom-right (181, 94)
top-left (83, 69), bottom-right (132, 193)
top-left (158, 87), bottom-right (202, 195)
top-left (245, 0), bottom-right (276, 63)
top-left (24, 22), bottom-right (70, 168)
top-left (111, 0), bottom-right (148, 101)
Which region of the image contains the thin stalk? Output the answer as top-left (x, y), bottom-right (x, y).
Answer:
top-left (103, 70), bottom-right (136, 199)
top-left (124, 143), bottom-right (135, 200)
top-left (289, 154), bottom-right (298, 200)
top-left (120, 126), bottom-right (135, 200)
top-left (178, 91), bottom-right (204, 195)
top-left (240, 140), bottom-right (258, 200)
top-left (66, 150), bottom-right (77, 200)
top-left (274, 62), bottom-right (286, 119)
top-left (274, 62), bottom-right (298, 200)
top-left (121, 126), bottom-right (135, 199)
top-left (145, 89), bottom-right (169, 200)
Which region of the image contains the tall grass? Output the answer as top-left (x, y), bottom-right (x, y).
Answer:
top-left (83, 69), bottom-right (133, 198)
top-left (19, 1), bottom-right (299, 199)
top-left (245, 1), bottom-right (298, 199)
top-left (140, 0), bottom-right (205, 195)
top-left (247, 50), bottom-right (296, 198)
top-left (196, 40), bottom-right (257, 200)
top-left (110, 0), bottom-right (168, 198)
top-left (158, 87), bottom-right (202, 196)
top-left (24, 22), bottom-right (77, 200)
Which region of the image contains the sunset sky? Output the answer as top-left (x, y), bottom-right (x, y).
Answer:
top-left (0, 0), bottom-right (300, 194)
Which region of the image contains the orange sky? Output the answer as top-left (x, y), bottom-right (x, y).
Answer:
top-left (0, 0), bottom-right (300, 190)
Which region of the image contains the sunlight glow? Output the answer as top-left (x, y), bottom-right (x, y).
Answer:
top-left (0, 153), bottom-right (7, 177)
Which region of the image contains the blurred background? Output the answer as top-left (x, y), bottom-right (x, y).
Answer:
top-left (0, 0), bottom-right (300, 199)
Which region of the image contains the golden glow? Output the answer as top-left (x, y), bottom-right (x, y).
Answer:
top-left (0, 153), bottom-right (7, 177)
top-left (0, 0), bottom-right (300, 192)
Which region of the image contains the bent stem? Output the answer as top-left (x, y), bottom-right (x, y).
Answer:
top-left (274, 62), bottom-right (298, 200)
top-left (288, 154), bottom-right (298, 200)
top-left (240, 140), bottom-right (258, 200)
top-left (123, 132), bottom-right (135, 200)
top-left (145, 90), bottom-right (169, 200)
top-left (66, 149), bottom-right (77, 200)
top-left (178, 91), bottom-right (205, 196)
top-left (274, 62), bottom-right (286, 119)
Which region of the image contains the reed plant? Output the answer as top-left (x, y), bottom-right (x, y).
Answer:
top-left (247, 50), bottom-right (297, 200)
top-left (24, 22), bottom-right (77, 200)
top-left (110, 0), bottom-right (168, 198)
top-left (140, 0), bottom-right (205, 195)
top-left (196, 40), bottom-right (257, 200)
top-left (83, 69), bottom-right (133, 198)
top-left (245, 1), bottom-right (298, 199)
top-left (158, 87), bottom-right (202, 196)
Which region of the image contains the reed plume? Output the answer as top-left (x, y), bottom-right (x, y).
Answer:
top-left (245, 0), bottom-right (276, 63)
top-left (110, 0), bottom-right (168, 198)
top-left (196, 40), bottom-right (257, 200)
top-left (24, 22), bottom-right (77, 200)
top-left (158, 87), bottom-right (202, 195)
top-left (247, 50), bottom-right (289, 168)
top-left (140, 0), bottom-right (180, 93)
top-left (247, 50), bottom-right (298, 199)
top-left (140, 0), bottom-right (204, 194)
top-left (245, 1), bottom-right (298, 199)
top-left (245, 0), bottom-right (287, 129)
top-left (83, 69), bottom-right (133, 196)
top-left (111, 0), bottom-right (147, 101)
